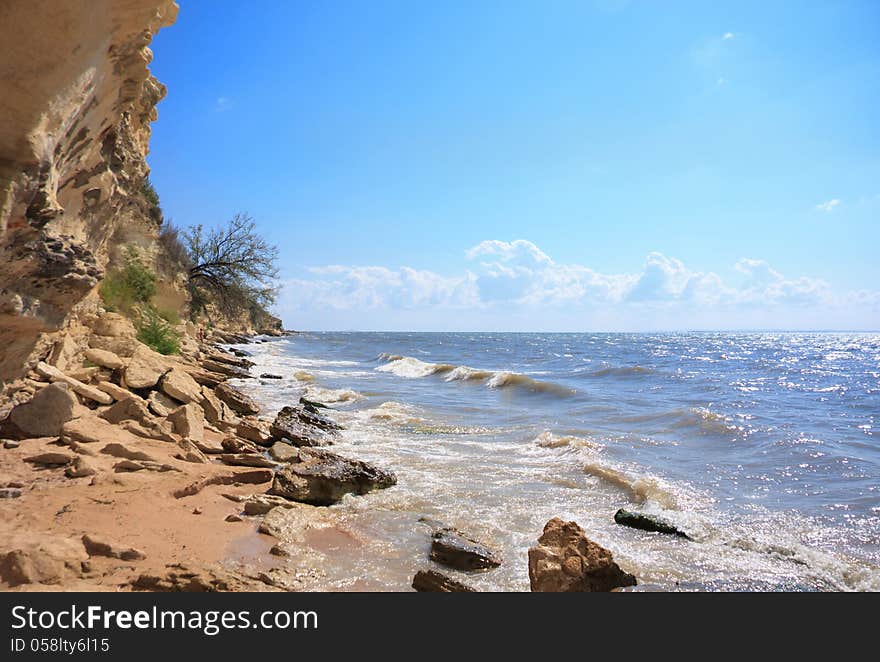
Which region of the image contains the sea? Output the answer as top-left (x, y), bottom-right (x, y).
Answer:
top-left (227, 331), bottom-right (880, 591)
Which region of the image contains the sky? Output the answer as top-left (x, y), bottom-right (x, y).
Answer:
top-left (147, 0), bottom-right (880, 331)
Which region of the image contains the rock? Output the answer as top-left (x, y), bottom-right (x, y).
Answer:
top-left (201, 359), bottom-right (251, 379)
top-left (614, 509), bottom-right (691, 539)
top-left (123, 346), bottom-right (168, 389)
top-left (236, 417), bottom-right (274, 446)
top-left (269, 448), bottom-right (396, 506)
top-left (199, 386), bottom-right (238, 428)
top-left (8, 382), bottom-right (78, 437)
top-left (159, 368), bottom-right (202, 404)
top-left (174, 439), bottom-right (210, 464)
top-left (241, 494), bottom-right (298, 516)
top-left (172, 469), bottom-right (274, 498)
top-left (260, 373), bottom-right (283, 380)
top-left (81, 534), bottom-right (146, 561)
top-left (90, 312), bottom-right (136, 339)
top-left (0, 535), bottom-right (88, 586)
top-left (24, 451), bottom-right (75, 466)
top-left (220, 453), bottom-right (277, 468)
top-left (429, 529), bottom-right (502, 571)
top-left (65, 456), bottom-right (98, 478)
top-left (96, 381), bottom-right (134, 402)
top-left (100, 443), bottom-right (157, 463)
top-left (61, 415), bottom-right (119, 445)
top-left (269, 405), bottom-right (338, 447)
top-left (34, 362), bottom-right (113, 405)
top-left (84, 348), bottom-right (125, 370)
top-left (204, 351), bottom-right (255, 369)
top-left (269, 544), bottom-right (289, 557)
top-left (214, 383), bottom-right (260, 416)
top-left (192, 430), bottom-right (225, 454)
top-left (167, 403), bottom-right (205, 443)
top-left (192, 507), bottom-right (203, 515)
top-left (119, 420), bottom-right (177, 443)
top-left (0, 488), bottom-right (22, 499)
top-left (100, 396), bottom-right (154, 426)
top-left (300, 397), bottom-right (332, 410)
top-left (268, 443), bottom-right (299, 463)
top-left (221, 435), bottom-right (260, 454)
top-left (4, 440), bottom-right (20, 449)
top-left (528, 518), bottom-right (637, 592)
top-left (412, 569), bottom-right (477, 592)
top-left (225, 514), bottom-right (243, 523)
top-left (148, 390), bottom-right (180, 417)
top-left (130, 564), bottom-right (247, 592)
top-left (114, 459), bottom-right (177, 473)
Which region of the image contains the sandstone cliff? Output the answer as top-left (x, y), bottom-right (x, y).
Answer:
top-left (0, 0), bottom-right (179, 381)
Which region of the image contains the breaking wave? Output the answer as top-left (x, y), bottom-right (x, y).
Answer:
top-left (376, 354), bottom-right (573, 396)
top-left (582, 461), bottom-right (680, 510)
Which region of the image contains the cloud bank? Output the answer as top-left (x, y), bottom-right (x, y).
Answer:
top-left (277, 240), bottom-right (878, 331)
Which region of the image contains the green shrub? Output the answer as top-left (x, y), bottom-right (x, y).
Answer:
top-left (99, 248), bottom-right (156, 313)
top-left (136, 307), bottom-right (180, 355)
top-left (156, 307), bottom-right (181, 325)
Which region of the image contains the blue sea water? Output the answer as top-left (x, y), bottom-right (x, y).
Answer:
top-left (230, 332), bottom-right (880, 591)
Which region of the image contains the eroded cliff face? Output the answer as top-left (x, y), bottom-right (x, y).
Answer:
top-left (0, 0), bottom-right (178, 380)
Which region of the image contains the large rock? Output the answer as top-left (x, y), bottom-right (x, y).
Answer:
top-left (269, 405), bottom-right (339, 447)
top-left (269, 448), bottom-right (396, 506)
top-left (99, 397), bottom-right (173, 441)
top-left (199, 386), bottom-right (238, 428)
top-left (84, 348), bottom-right (125, 370)
top-left (236, 417), bottom-right (274, 446)
top-left (412, 569), bottom-right (477, 592)
top-left (81, 534), bottom-right (145, 561)
top-left (430, 529), bottom-right (502, 571)
top-left (528, 518), bottom-right (637, 592)
top-left (167, 403), bottom-right (205, 443)
top-left (220, 453), bottom-right (278, 469)
top-left (201, 359), bottom-right (252, 379)
top-left (0, 535), bottom-right (88, 587)
top-left (89, 313), bottom-right (136, 339)
top-left (214, 383), bottom-right (259, 416)
top-left (147, 390), bottom-right (179, 417)
top-left (34, 361), bottom-right (113, 405)
top-left (159, 368), bottom-right (202, 404)
top-left (96, 381), bottom-right (134, 402)
top-left (7, 382), bottom-right (78, 437)
top-left (123, 346), bottom-right (168, 389)
top-left (24, 451), bottom-right (76, 466)
top-left (61, 415), bottom-right (123, 444)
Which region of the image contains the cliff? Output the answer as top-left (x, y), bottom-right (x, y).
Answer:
top-left (0, 0), bottom-right (179, 381)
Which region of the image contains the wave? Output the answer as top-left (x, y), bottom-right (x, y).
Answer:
top-left (376, 354), bottom-right (573, 396)
top-left (292, 370), bottom-right (315, 383)
top-left (304, 385), bottom-right (362, 404)
top-left (582, 461), bottom-right (680, 510)
top-left (534, 431), bottom-right (597, 450)
top-left (669, 407), bottom-right (746, 436)
top-left (578, 365), bottom-right (655, 378)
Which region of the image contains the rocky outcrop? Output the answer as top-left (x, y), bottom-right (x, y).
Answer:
top-left (0, 0), bottom-right (178, 381)
top-left (270, 405), bottom-right (340, 447)
top-left (269, 448), bottom-right (397, 506)
top-left (528, 518), bottom-right (637, 592)
top-left (429, 528), bottom-right (502, 572)
top-left (214, 383), bottom-right (260, 416)
top-left (614, 509), bottom-right (691, 539)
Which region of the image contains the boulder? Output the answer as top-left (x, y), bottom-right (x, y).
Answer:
top-left (8, 383), bottom-right (78, 437)
top-left (167, 403), bottom-right (205, 443)
top-left (159, 369), bottom-right (202, 404)
top-left (429, 529), bottom-right (502, 571)
top-left (84, 348), bottom-right (125, 370)
top-left (148, 390), bottom-right (180, 417)
top-left (412, 569), bottom-right (477, 592)
top-left (89, 312), bottom-right (136, 338)
top-left (215, 383), bottom-right (260, 416)
top-left (0, 535), bottom-right (88, 586)
top-left (193, 430), bottom-right (225, 454)
top-left (614, 509), bottom-right (691, 539)
top-left (225, 514), bottom-right (243, 522)
top-left (528, 518), bottom-right (637, 592)
top-left (61, 416), bottom-right (120, 445)
top-left (81, 534), bottom-right (146, 561)
top-left (268, 443), bottom-right (299, 463)
top-left (201, 359), bottom-right (251, 379)
top-left (174, 439), bottom-right (210, 464)
top-left (236, 417), bottom-right (274, 446)
top-left (200, 386), bottom-right (238, 428)
top-left (123, 346), bottom-right (167, 389)
top-left (260, 373), bottom-right (283, 380)
top-left (34, 362), bottom-right (113, 405)
top-left (100, 443), bottom-right (157, 463)
top-left (239, 494), bottom-right (298, 516)
top-left (119, 420), bottom-right (177, 443)
top-left (99, 396), bottom-right (168, 442)
top-left (269, 405), bottom-right (338, 447)
top-left (269, 448), bottom-right (396, 506)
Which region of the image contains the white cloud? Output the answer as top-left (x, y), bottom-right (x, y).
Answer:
top-left (816, 198), bottom-right (841, 212)
top-left (214, 96), bottom-right (232, 112)
top-left (722, 32), bottom-right (735, 40)
top-left (277, 241), bottom-right (859, 325)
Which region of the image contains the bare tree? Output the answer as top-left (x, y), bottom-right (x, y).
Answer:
top-left (185, 213), bottom-right (279, 316)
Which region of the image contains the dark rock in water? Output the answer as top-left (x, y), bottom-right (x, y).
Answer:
top-left (269, 447), bottom-right (396, 506)
top-left (430, 529), bottom-right (502, 571)
top-left (215, 383), bottom-right (260, 416)
top-left (270, 405), bottom-right (339, 447)
top-left (260, 373), bottom-right (283, 380)
top-left (231, 349), bottom-right (251, 358)
top-left (299, 396), bottom-right (331, 410)
top-left (202, 359), bottom-right (251, 379)
top-left (529, 517), bottom-right (637, 592)
top-left (614, 509), bottom-right (691, 539)
top-left (412, 569), bottom-right (477, 592)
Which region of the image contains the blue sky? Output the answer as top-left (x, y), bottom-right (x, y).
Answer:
top-left (148, 0), bottom-right (880, 330)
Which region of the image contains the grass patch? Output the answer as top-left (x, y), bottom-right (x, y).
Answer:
top-left (136, 307), bottom-right (180, 355)
top-left (99, 248), bottom-right (156, 313)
